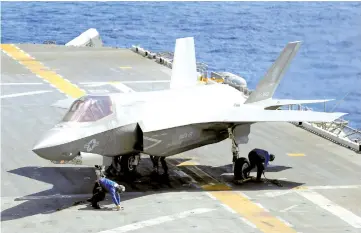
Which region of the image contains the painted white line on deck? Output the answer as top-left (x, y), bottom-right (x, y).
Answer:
top-left (280, 204), bottom-right (298, 212)
top-left (262, 190), bottom-right (292, 198)
top-left (121, 80), bottom-right (170, 84)
top-left (205, 192), bottom-right (217, 200)
top-left (305, 185), bottom-right (361, 190)
top-left (0, 82), bottom-right (43, 85)
top-left (297, 190), bottom-right (361, 228)
top-left (237, 192), bottom-right (251, 200)
top-left (80, 80), bottom-right (170, 85)
top-left (276, 216), bottom-right (294, 227)
top-left (110, 82), bottom-right (135, 93)
top-left (263, 185), bottom-right (361, 198)
top-left (220, 203), bottom-right (237, 214)
top-left (239, 217), bottom-right (257, 228)
top-left (254, 203), bottom-right (269, 212)
top-left (87, 89), bottom-right (110, 94)
top-left (0, 90), bottom-right (53, 99)
top-left (98, 208), bottom-right (215, 233)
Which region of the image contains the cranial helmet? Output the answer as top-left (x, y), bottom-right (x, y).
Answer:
top-left (270, 154), bottom-right (275, 161)
top-left (116, 185), bottom-right (126, 193)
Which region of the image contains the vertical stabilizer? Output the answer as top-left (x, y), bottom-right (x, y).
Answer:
top-left (245, 41), bottom-right (302, 104)
top-left (170, 37), bottom-right (198, 89)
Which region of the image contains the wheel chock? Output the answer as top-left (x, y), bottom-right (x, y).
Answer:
top-left (233, 177), bottom-right (252, 185)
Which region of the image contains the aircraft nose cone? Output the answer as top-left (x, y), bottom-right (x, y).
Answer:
top-left (32, 128), bottom-right (78, 161)
top-left (32, 136), bottom-right (61, 160)
top-left (32, 144), bottom-right (50, 160)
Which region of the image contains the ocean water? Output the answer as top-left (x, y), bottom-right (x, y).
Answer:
top-left (1, 2), bottom-right (360, 128)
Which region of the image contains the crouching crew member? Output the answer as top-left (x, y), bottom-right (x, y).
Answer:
top-left (88, 176), bottom-right (125, 210)
top-left (243, 148), bottom-right (275, 181)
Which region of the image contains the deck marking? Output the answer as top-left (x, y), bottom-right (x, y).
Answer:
top-left (87, 89), bottom-right (110, 94)
top-left (287, 153), bottom-right (305, 156)
top-left (119, 66), bottom-right (132, 69)
top-left (280, 205), bottom-right (298, 212)
top-left (0, 90), bottom-right (53, 99)
top-left (297, 190), bottom-right (361, 228)
top-left (0, 44), bottom-right (86, 98)
top-left (176, 161), bottom-right (198, 166)
top-left (276, 216), bottom-right (294, 227)
top-left (220, 203), bottom-right (237, 214)
top-left (255, 203), bottom-right (270, 212)
top-left (209, 191), bottom-right (298, 233)
top-left (97, 208), bottom-right (215, 233)
top-left (172, 155), bottom-right (296, 231)
top-left (110, 81), bottom-right (136, 93)
top-left (80, 80), bottom-right (170, 85)
top-left (263, 185), bottom-right (361, 197)
top-left (239, 217), bottom-right (257, 228)
top-left (0, 82), bottom-right (43, 85)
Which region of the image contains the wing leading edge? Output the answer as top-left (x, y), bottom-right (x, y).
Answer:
top-left (251, 98), bottom-right (335, 110)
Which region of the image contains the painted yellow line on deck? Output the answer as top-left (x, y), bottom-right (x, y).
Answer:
top-left (172, 159), bottom-right (297, 232)
top-left (210, 191), bottom-right (297, 233)
top-left (0, 44), bottom-right (85, 98)
top-left (287, 153), bottom-right (305, 157)
top-left (176, 161), bottom-right (197, 166)
top-left (119, 66), bottom-right (132, 69)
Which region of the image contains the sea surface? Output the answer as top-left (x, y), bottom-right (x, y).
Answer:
top-left (1, 2), bottom-right (360, 128)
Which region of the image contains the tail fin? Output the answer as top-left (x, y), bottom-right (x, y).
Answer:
top-left (170, 37), bottom-right (198, 89)
top-left (245, 41), bottom-right (302, 104)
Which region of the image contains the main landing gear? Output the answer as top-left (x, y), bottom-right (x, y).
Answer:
top-left (105, 154), bottom-right (141, 178)
top-left (150, 155), bottom-right (169, 176)
top-left (229, 129), bottom-right (250, 181)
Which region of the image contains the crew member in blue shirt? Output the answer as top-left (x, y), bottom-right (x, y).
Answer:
top-left (243, 148), bottom-right (275, 181)
top-left (88, 176), bottom-right (125, 210)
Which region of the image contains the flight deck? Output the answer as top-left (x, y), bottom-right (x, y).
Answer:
top-left (1, 31), bottom-right (361, 233)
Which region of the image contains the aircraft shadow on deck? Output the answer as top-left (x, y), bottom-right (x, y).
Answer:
top-left (2, 157), bottom-right (302, 221)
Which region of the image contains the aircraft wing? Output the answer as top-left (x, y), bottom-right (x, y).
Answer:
top-left (250, 98), bottom-right (334, 109)
top-left (139, 104), bottom-right (347, 132)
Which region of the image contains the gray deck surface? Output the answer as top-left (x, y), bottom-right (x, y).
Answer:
top-left (1, 44), bottom-right (361, 233)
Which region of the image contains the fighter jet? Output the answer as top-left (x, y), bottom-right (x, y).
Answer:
top-left (32, 37), bottom-right (347, 180)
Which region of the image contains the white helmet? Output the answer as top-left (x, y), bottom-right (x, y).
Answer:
top-left (116, 185), bottom-right (126, 193)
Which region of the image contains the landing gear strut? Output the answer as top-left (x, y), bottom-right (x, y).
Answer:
top-left (229, 128), bottom-right (250, 180)
top-left (150, 156), bottom-right (168, 176)
top-left (105, 154), bottom-right (141, 177)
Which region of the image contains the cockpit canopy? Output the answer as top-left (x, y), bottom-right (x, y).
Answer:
top-left (62, 95), bottom-right (113, 122)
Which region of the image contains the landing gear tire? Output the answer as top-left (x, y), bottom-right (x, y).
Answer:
top-left (120, 154), bottom-right (138, 175)
top-left (104, 157), bottom-right (121, 177)
top-left (234, 157), bottom-right (250, 180)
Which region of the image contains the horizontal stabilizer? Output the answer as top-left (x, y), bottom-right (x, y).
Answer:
top-left (51, 97), bottom-right (76, 109)
top-left (251, 98), bottom-right (334, 109)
